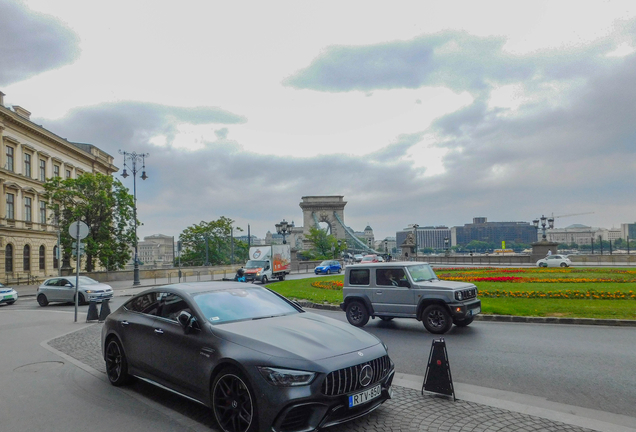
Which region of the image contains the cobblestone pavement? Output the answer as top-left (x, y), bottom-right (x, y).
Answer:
top-left (49, 324), bottom-right (601, 432)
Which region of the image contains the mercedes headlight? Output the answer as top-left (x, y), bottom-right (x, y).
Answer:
top-left (257, 367), bottom-right (316, 387)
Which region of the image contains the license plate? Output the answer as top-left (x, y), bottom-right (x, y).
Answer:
top-left (349, 384), bottom-right (381, 407)
top-left (3, 295), bottom-right (13, 300)
top-left (470, 306), bottom-right (481, 315)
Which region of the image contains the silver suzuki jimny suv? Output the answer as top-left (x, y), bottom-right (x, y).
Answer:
top-left (340, 262), bottom-right (481, 334)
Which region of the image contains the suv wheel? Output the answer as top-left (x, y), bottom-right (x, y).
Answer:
top-left (345, 301), bottom-right (369, 327)
top-left (421, 304), bottom-right (452, 334)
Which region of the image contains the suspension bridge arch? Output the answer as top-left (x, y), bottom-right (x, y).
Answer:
top-left (299, 196), bottom-right (378, 254)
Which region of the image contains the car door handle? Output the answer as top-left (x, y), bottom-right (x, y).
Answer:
top-left (121, 321), bottom-right (130, 326)
top-left (154, 328), bottom-right (164, 334)
top-left (375, 291), bottom-right (383, 295)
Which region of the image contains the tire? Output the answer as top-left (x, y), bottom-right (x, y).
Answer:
top-left (379, 316), bottom-right (394, 322)
top-left (261, 275), bottom-right (268, 284)
top-left (539, 262), bottom-right (547, 268)
top-left (326, 269), bottom-right (331, 275)
top-left (6, 300), bottom-right (15, 305)
top-left (105, 338), bottom-right (131, 386)
top-left (74, 292), bottom-right (86, 306)
top-left (278, 274), bottom-right (285, 281)
top-left (421, 304), bottom-right (452, 334)
top-left (37, 294), bottom-right (49, 307)
top-left (337, 268), bottom-right (341, 273)
top-left (345, 301), bottom-right (369, 327)
top-left (454, 316), bottom-right (474, 327)
top-left (212, 367), bottom-right (257, 432)
top-left (560, 262), bottom-right (567, 267)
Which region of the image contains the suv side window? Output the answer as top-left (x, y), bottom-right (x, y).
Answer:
top-left (376, 268), bottom-right (407, 287)
top-left (349, 269), bottom-right (370, 285)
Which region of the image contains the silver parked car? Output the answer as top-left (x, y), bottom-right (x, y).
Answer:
top-left (37, 276), bottom-right (114, 306)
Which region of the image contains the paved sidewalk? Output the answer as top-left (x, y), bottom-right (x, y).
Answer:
top-left (48, 323), bottom-right (636, 432)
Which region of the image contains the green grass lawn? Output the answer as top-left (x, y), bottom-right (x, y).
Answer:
top-left (266, 268), bottom-right (636, 320)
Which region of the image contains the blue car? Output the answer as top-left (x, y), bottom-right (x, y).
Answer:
top-left (314, 260), bottom-right (342, 275)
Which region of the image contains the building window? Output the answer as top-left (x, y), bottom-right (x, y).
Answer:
top-left (5, 244), bottom-right (13, 272)
top-left (40, 159), bottom-right (46, 181)
top-left (53, 245), bottom-right (59, 269)
top-left (24, 153), bottom-right (31, 178)
top-left (40, 201), bottom-right (47, 224)
top-left (25, 197), bottom-right (32, 222)
top-left (54, 165), bottom-right (60, 178)
top-left (6, 146), bottom-right (14, 171)
top-left (66, 169), bottom-right (71, 179)
top-left (6, 193), bottom-right (15, 219)
top-left (39, 245), bottom-right (46, 270)
top-left (23, 245), bottom-right (30, 271)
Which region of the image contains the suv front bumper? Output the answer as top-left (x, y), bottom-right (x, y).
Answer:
top-left (448, 299), bottom-right (481, 319)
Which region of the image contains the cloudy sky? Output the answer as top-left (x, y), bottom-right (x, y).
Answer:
top-left (2, 0), bottom-right (636, 241)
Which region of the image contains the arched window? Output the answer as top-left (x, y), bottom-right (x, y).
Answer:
top-left (5, 244), bottom-right (13, 272)
top-left (23, 245), bottom-right (31, 271)
top-left (53, 245), bottom-right (59, 269)
top-left (39, 245), bottom-right (46, 270)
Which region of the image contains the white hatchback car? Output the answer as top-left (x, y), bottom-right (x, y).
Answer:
top-left (37, 276), bottom-right (113, 306)
top-left (0, 283), bottom-right (18, 305)
top-left (536, 254), bottom-right (572, 268)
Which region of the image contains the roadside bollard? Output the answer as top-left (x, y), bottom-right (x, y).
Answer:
top-left (421, 338), bottom-right (455, 401)
top-left (86, 300), bottom-right (99, 322)
top-left (98, 298), bottom-right (111, 322)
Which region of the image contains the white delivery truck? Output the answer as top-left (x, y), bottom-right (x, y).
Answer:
top-left (243, 245), bottom-right (291, 283)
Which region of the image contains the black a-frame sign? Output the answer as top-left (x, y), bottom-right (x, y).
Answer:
top-left (421, 338), bottom-right (456, 400)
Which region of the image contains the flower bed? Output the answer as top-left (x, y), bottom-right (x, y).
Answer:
top-left (311, 280), bottom-right (343, 290)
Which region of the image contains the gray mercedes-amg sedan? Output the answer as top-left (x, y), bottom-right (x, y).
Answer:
top-left (101, 282), bottom-right (394, 432)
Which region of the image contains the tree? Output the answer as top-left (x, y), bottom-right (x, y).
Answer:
top-left (44, 173), bottom-right (136, 272)
top-left (305, 226), bottom-right (342, 259)
top-left (178, 217), bottom-right (245, 266)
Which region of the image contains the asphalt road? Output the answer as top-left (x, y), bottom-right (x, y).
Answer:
top-left (308, 308), bottom-right (636, 418)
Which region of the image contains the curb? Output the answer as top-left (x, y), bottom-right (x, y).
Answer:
top-left (295, 300), bottom-right (636, 327)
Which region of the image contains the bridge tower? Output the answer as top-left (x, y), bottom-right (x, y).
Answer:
top-left (299, 196), bottom-right (347, 242)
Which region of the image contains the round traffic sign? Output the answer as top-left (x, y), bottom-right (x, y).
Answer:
top-left (69, 221), bottom-right (89, 240)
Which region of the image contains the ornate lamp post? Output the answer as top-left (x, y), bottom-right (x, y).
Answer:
top-left (444, 237), bottom-right (450, 256)
top-left (532, 215), bottom-right (554, 241)
top-left (119, 150), bottom-right (149, 286)
top-left (275, 219), bottom-right (293, 244)
top-left (412, 224), bottom-right (419, 261)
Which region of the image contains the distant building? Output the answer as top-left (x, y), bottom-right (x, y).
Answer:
top-left (451, 217), bottom-right (536, 246)
top-left (130, 234), bottom-right (175, 268)
top-left (396, 226), bottom-right (451, 251)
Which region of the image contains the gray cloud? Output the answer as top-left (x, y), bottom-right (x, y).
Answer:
top-left (26, 24), bottom-right (636, 240)
top-left (0, 0), bottom-right (80, 86)
top-left (283, 30), bottom-right (619, 95)
top-left (37, 101), bottom-right (247, 153)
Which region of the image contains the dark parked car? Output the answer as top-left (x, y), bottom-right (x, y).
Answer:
top-left (102, 282), bottom-right (394, 432)
top-left (314, 260), bottom-right (342, 275)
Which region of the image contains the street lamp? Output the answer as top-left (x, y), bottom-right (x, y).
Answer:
top-left (532, 215), bottom-right (554, 241)
top-left (444, 237), bottom-right (450, 256)
top-left (599, 235), bottom-right (603, 255)
top-left (275, 219), bottom-right (293, 244)
top-left (119, 150), bottom-right (149, 286)
top-left (591, 236), bottom-right (594, 254)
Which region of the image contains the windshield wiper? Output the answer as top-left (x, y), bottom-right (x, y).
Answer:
top-left (252, 314), bottom-right (284, 320)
